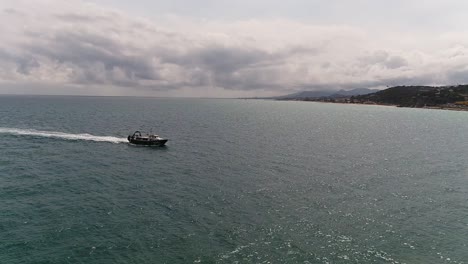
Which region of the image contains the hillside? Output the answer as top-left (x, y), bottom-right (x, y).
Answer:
top-left (353, 85), bottom-right (468, 107)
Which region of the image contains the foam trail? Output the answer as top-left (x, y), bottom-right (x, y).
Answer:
top-left (0, 127), bottom-right (127, 143)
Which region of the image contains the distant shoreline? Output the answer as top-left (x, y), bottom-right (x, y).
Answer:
top-left (276, 99), bottom-right (468, 112)
top-left (269, 85), bottom-right (468, 112)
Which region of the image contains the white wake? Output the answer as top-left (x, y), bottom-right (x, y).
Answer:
top-left (0, 127), bottom-right (127, 144)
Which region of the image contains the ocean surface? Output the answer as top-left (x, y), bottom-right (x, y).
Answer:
top-left (0, 95), bottom-right (467, 264)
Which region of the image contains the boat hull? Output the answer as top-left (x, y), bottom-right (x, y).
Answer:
top-left (127, 137), bottom-right (168, 146)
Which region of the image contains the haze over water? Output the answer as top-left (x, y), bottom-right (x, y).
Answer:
top-left (0, 96), bottom-right (467, 263)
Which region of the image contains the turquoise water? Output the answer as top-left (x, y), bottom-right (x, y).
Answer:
top-left (0, 96), bottom-right (467, 263)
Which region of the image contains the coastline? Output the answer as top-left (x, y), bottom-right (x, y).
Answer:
top-left (276, 99), bottom-right (468, 112)
top-left (271, 85), bottom-right (468, 112)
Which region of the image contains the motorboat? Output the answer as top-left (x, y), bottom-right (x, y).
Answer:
top-left (127, 131), bottom-right (168, 146)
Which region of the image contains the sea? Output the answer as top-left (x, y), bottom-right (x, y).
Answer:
top-left (0, 95), bottom-right (467, 264)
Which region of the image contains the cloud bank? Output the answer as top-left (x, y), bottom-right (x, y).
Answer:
top-left (1, 0), bottom-right (468, 97)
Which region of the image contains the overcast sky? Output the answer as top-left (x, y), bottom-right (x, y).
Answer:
top-left (1, 0), bottom-right (468, 97)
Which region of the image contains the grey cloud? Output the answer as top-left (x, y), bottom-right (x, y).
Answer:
top-left (359, 51), bottom-right (408, 69)
top-left (2, 1), bottom-right (468, 96)
top-left (16, 56), bottom-right (40, 74)
top-left (172, 46), bottom-right (271, 72)
top-left (295, 73), bottom-right (438, 92)
top-left (163, 46), bottom-right (281, 90)
top-left (360, 51), bottom-right (389, 65)
top-left (447, 70), bottom-right (468, 84)
top-left (2, 24), bottom-right (447, 93)
top-left (16, 24), bottom-right (310, 91)
top-left (3, 8), bottom-right (19, 15)
top-left (0, 49), bottom-right (40, 74)
top-left (2, 4), bottom-right (329, 93)
top-left (54, 13), bottom-right (110, 23)
top-left (384, 56), bottom-right (408, 69)
top-left (22, 30), bottom-right (163, 86)
top-left (157, 45), bottom-right (322, 91)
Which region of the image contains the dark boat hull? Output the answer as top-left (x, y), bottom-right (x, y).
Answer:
top-left (127, 137), bottom-right (168, 146)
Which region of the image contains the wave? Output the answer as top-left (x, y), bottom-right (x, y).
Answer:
top-left (0, 127), bottom-right (127, 144)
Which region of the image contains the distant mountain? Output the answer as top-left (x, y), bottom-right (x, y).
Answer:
top-left (277, 88), bottom-right (379, 100)
top-left (331, 88), bottom-right (380, 97)
top-left (276, 90), bottom-right (333, 99)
